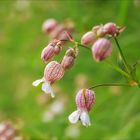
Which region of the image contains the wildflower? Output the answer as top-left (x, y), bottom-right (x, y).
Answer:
top-left (68, 89), bottom-right (96, 127)
top-left (54, 41), bottom-right (62, 54)
top-left (32, 61), bottom-right (64, 98)
top-left (81, 31), bottom-right (96, 46)
top-left (103, 22), bottom-right (118, 36)
top-left (61, 56), bottom-right (75, 70)
top-left (92, 38), bottom-right (112, 62)
top-left (92, 25), bottom-right (106, 37)
top-left (61, 48), bottom-right (76, 70)
top-left (41, 43), bottom-right (55, 63)
top-left (41, 40), bottom-right (62, 63)
top-left (42, 19), bottom-right (58, 33)
top-left (50, 24), bottom-right (66, 39)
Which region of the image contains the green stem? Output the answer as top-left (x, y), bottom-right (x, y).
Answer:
top-left (76, 42), bottom-right (91, 50)
top-left (114, 37), bottom-right (130, 73)
top-left (105, 60), bottom-right (130, 78)
top-left (89, 83), bottom-right (130, 89)
top-left (133, 60), bottom-right (140, 69)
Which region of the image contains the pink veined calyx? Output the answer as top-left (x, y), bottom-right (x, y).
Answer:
top-left (32, 61), bottom-right (65, 98)
top-left (68, 89), bottom-right (96, 127)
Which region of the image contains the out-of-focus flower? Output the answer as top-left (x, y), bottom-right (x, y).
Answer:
top-left (0, 121), bottom-right (23, 140)
top-left (50, 24), bottom-right (66, 39)
top-left (65, 124), bottom-right (80, 139)
top-left (81, 31), bottom-right (97, 46)
top-left (42, 19), bottom-right (58, 33)
top-left (32, 61), bottom-right (65, 98)
top-left (42, 19), bottom-right (74, 42)
top-left (42, 97), bottom-right (67, 122)
top-left (68, 89), bottom-right (96, 127)
top-left (92, 38), bottom-right (112, 62)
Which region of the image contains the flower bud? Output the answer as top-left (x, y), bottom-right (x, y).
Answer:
top-left (65, 48), bottom-right (76, 58)
top-left (103, 22), bottom-right (118, 36)
top-left (57, 30), bottom-right (70, 41)
top-left (96, 26), bottom-right (106, 37)
top-left (50, 24), bottom-right (66, 39)
top-left (54, 45), bottom-right (61, 55)
top-left (92, 38), bottom-right (112, 62)
top-left (54, 41), bottom-right (62, 55)
top-left (61, 56), bottom-right (75, 70)
top-left (44, 61), bottom-right (65, 84)
top-left (92, 25), bottom-right (101, 34)
top-left (41, 43), bottom-right (55, 63)
top-left (76, 89), bottom-right (95, 112)
top-left (81, 31), bottom-right (96, 46)
top-left (42, 19), bottom-right (58, 33)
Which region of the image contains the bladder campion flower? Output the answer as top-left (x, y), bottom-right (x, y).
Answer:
top-left (32, 61), bottom-right (64, 98)
top-left (61, 48), bottom-right (76, 70)
top-left (42, 19), bottom-right (58, 33)
top-left (41, 40), bottom-right (62, 63)
top-left (92, 38), bottom-right (112, 62)
top-left (68, 89), bottom-right (96, 127)
top-left (81, 31), bottom-right (97, 46)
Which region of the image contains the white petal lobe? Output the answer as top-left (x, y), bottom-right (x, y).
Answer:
top-left (41, 82), bottom-right (55, 98)
top-left (68, 110), bottom-right (81, 124)
top-left (80, 111), bottom-right (91, 127)
top-left (32, 79), bottom-right (44, 86)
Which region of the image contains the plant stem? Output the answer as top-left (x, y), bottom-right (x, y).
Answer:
top-left (76, 42), bottom-right (91, 50)
top-left (105, 60), bottom-right (130, 78)
top-left (114, 37), bottom-right (130, 73)
top-left (89, 83), bottom-right (130, 89)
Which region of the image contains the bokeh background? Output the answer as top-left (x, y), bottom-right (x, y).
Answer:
top-left (0, 0), bottom-right (140, 139)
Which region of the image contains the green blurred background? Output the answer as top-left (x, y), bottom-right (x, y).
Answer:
top-left (0, 0), bottom-right (140, 139)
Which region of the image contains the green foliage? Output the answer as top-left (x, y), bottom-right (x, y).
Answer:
top-left (0, 0), bottom-right (140, 139)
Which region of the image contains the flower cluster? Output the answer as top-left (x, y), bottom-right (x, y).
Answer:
top-left (42, 18), bottom-right (74, 40)
top-left (33, 19), bottom-right (77, 97)
top-left (81, 22), bottom-right (125, 62)
top-left (33, 19), bottom-right (140, 127)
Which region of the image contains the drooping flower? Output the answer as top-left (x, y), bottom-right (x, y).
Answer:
top-left (81, 31), bottom-right (97, 46)
top-left (41, 40), bottom-right (62, 63)
top-left (68, 89), bottom-right (96, 127)
top-left (32, 61), bottom-right (65, 98)
top-left (54, 41), bottom-right (62, 55)
top-left (50, 24), bottom-right (66, 39)
top-left (41, 43), bottom-right (55, 63)
top-left (61, 56), bottom-right (75, 70)
top-left (92, 25), bottom-right (106, 38)
top-left (103, 22), bottom-right (118, 36)
top-left (103, 22), bottom-right (125, 37)
top-left (42, 19), bottom-right (58, 33)
top-left (92, 38), bottom-right (112, 62)
top-left (61, 48), bottom-right (76, 70)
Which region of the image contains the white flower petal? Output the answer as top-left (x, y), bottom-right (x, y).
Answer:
top-left (41, 82), bottom-right (55, 98)
top-left (80, 111), bottom-right (91, 127)
top-left (68, 110), bottom-right (81, 124)
top-left (32, 79), bottom-right (44, 86)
